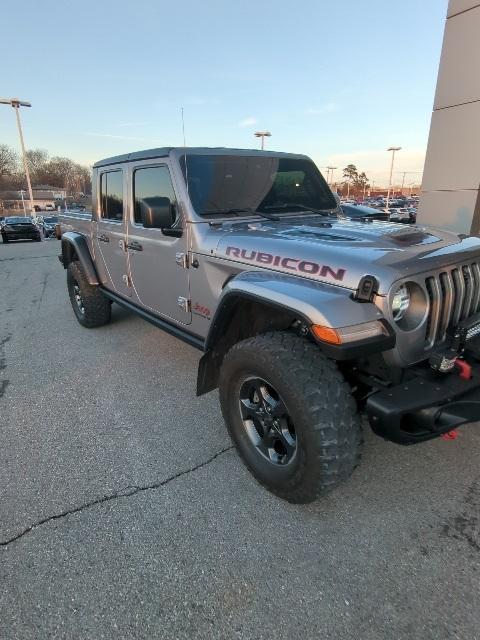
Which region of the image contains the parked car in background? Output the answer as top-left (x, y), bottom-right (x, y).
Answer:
top-left (389, 208), bottom-right (415, 224)
top-left (339, 203), bottom-right (389, 222)
top-left (40, 215), bottom-right (60, 238)
top-left (44, 204), bottom-right (55, 211)
top-left (1, 216), bottom-right (42, 243)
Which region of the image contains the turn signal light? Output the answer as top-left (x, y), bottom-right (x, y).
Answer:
top-left (311, 325), bottom-right (342, 344)
top-left (311, 320), bottom-right (388, 345)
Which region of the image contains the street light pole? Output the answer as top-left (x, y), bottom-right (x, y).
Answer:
top-left (398, 171), bottom-right (419, 195)
top-left (386, 146), bottom-right (401, 212)
top-left (254, 131), bottom-right (272, 150)
top-left (0, 97), bottom-right (34, 214)
top-left (327, 166), bottom-right (337, 187)
top-left (20, 189), bottom-right (26, 215)
top-left (13, 102), bottom-right (34, 213)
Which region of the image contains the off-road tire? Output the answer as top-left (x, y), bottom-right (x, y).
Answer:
top-left (219, 331), bottom-right (363, 503)
top-left (67, 260), bottom-right (111, 328)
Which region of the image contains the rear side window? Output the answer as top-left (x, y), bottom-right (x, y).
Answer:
top-left (133, 165), bottom-right (177, 225)
top-left (100, 171), bottom-right (123, 220)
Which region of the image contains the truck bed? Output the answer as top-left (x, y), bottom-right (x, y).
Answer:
top-left (58, 209), bottom-right (92, 237)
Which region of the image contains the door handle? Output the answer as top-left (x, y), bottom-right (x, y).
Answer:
top-left (126, 241), bottom-right (143, 251)
top-left (98, 234), bottom-right (109, 243)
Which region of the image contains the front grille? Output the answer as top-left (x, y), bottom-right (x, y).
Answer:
top-left (425, 263), bottom-right (480, 347)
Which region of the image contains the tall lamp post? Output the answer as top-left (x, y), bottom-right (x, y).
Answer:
top-left (0, 97), bottom-right (34, 214)
top-left (386, 146), bottom-right (401, 211)
top-left (327, 166), bottom-right (337, 187)
top-left (398, 171), bottom-right (421, 196)
top-left (20, 189), bottom-right (26, 215)
top-left (254, 131), bottom-right (271, 150)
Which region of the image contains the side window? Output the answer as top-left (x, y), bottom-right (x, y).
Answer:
top-left (100, 170), bottom-right (123, 221)
top-left (133, 165), bottom-right (177, 225)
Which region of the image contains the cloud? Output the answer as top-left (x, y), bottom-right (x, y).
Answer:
top-left (81, 132), bottom-right (147, 141)
top-left (304, 102), bottom-right (338, 115)
top-left (238, 116), bottom-right (257, 127)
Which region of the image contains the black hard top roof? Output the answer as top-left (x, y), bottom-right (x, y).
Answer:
top-left (93, 147), bottom-right (309, 168)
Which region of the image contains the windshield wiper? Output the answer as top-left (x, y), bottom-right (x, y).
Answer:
top-left (263, 203), bottom-right (333, 216)
top-left (201, 207), bottom-right (280, 221)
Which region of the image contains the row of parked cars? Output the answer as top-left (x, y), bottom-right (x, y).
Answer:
top-left (338, 196), bottom-right (418, 224)
top-left (0, 214), bottom-right (60, 243)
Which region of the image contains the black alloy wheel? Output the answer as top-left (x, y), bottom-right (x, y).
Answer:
top-left (72, 282), bottom-right (85, 315)
top-left (239, 377), bottom-right (296, 465)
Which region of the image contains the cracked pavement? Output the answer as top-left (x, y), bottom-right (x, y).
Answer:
top-left (1, 240), bottom-right (480, 640)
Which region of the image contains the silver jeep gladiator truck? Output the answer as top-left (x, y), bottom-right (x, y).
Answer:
top-left (59, 147), bottom-right (480, 503)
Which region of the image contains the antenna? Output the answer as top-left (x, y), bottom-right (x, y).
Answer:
top-left (181, 107), bottom-right (189, 200)
top-left (181, 107), bottom-right (187, 147)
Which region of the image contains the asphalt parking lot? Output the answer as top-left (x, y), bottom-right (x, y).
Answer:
top-left (1, 239), bottom-right (480, 639)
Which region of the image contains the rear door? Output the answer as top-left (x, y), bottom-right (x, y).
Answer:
top-left (127, 162), bottom-right (191, 324)
top-left (94, 167), bottom-right (131, 297)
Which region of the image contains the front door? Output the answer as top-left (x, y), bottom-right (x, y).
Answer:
top-left (127, 162), bottom-right (191, 324)
top-left (95, 167), bottom-right (131, 297)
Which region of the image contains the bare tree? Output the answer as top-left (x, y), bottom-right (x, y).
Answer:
top-left (26, 149), bottom-right (49, 183)
top-left (0, 144), bottom-right (18, 178)
top-left (43, 157), bottom-right (76, 191)
top-left (0, 146), bottom-right (91, 195)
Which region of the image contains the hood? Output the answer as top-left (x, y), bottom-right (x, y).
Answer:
top-left (214, 217), bottom-right (480, 294)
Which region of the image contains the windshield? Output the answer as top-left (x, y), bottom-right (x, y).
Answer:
top-left (180, 155), bottom-right (336, 216)
top-left (43, 216), bottom-right (58, 223)
top-left (5, 217), bottom-right (33, 223)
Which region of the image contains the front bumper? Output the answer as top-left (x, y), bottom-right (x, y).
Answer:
top-left (3, 227), bottom-right (41, 240)
top-left (366, 358), bottom-right (480, 444)
top-left (4, 233), bottom-right (40, 240)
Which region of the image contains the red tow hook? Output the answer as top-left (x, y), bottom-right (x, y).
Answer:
top-left (440, 358), bottom-right (472, 440)
top-left (455, 358), bottom-right (472, 380)
top-left (441, 430), bottom-right (459, 441)
top-left (440, 359), bottom-right (472, 441)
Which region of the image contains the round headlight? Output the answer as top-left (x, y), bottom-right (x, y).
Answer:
top-left (392, 284), bottom-right (410, 322)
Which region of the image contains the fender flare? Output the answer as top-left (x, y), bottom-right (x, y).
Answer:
top-left (60, 232), bottom-right (99, 285)
top-left (207, 270), bottom-right (384, 348)
top-left (197, 288), bottom-right (300, 396)
top-left (197, 270), bottom-right (389, 396)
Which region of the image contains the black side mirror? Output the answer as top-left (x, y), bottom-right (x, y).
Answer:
top-left (140, 197), bottom-right (175, 229)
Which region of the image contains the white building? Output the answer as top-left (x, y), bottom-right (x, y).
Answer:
top-left (418, 0), bottom-right (480, 234)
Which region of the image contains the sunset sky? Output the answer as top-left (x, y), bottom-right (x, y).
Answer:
top-left (1, 0), bottom-right (447, 185)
